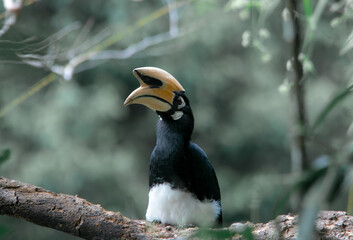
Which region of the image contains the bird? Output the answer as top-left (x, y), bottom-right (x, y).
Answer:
top-left (124, 67), bottom-right (222, 227)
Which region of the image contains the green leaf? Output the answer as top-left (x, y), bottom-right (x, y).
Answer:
top-left (273, 165), bottom-right (328, 217)
top-left (0, 225), bottom-right (9, 237)
top-left (241, 226), bottom-right (255, 240)
top-left (302, 0), bottom-right (313, 19)
top-left (0, 149), bottom-right (10, 165)
top-left (194, 228), bottom-right (234, 239)
top-left (311, 85), bottom-right (353, 132)
top-left (298, 161), bottom-right (342, 240)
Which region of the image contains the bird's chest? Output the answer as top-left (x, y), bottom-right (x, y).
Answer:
top-left (145, 183), bottom-right (220, 226)
top-left (149, 146), bottom-right (191, 188)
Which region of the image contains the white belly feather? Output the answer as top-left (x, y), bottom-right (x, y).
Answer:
top-left (146, 183), bottom-right (221, 226)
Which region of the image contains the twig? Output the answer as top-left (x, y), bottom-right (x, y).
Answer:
top-left (86, 32), bottom-right (178, 61)
top-left (286, 1), bottom-right (308, 172)
top-left (0, 11), bottom-right (16, 37)
top-left (166, 0), bottom-right (179, 36)
top-left (285, 0), bottom-right (308, 209)
top-left (0, 0), bottom-right (36, 20)
top-left (0, 0), bottom-right (23, 38)
top-left (0, 73), bottom-right (57, 118)
top-left (56, 0), bottom-right (182, 80)
top-left (17, 0), bottom-right (183, 81)
top-left (0, 2), bottom-right (185, 118)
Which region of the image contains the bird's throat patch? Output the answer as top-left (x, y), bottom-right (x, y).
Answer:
top-left (171, 111), bottom-right (183, 120)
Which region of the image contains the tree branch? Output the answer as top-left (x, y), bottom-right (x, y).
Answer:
top-left (17, 0), bottom-right (183, 81)
top-left (0, 177), bottom-right (199, 239)
top-left (286, 0), bottom-right (308, 174)
top-left (284, 0), bottom-right (308, 211)
top-left (0, 0), bottom-right (23, 38)
top-left (0, 177), bottom-right (148, 239)
top-left (0, 177), bottom-right (201, 239)
top-left (1, 177), bottom-right (353, 239)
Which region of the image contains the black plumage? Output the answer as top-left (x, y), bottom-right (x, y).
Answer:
top-left (150, 92), bottom-right (222, 225)
top-left (124, 67), bottom-right (222, 226)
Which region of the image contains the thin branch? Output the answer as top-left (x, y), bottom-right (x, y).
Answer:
top-left (88, 0), bottom-right (180, 61)
top-left (286, 1), bottom-right (308, 173)
top-left (87, 32), bottom-right (177, 61)
top-left (285, 0), bottom-right (308, 211)
top-left (0, 0), bottom-right (36, 20)
top-left (0, 0), bottom-right (23, 38)
top-left (17, 0), bottom-right (183, 81)
top-left (0, 0), bottom-right (41, 38)
top-left (302, 0), bottom-right (330, 52)
top-left (0, 11), bottom-right (16, 37)
top-left (17, 22), bottom-right (81, 53)
top-left (0, 73), bottom-right (57, 118)
top-left (166, 0), bottom-right (179, 36)
top-left (58, 0), bottom-right (182, 80)
top-left (0, 2), bottom-right (185, 118)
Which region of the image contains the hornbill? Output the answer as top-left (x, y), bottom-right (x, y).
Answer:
top-left (124, 67), bottom-right (222, 226)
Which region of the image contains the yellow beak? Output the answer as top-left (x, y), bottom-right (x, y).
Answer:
top-left (124, 67), bottom-right (185, 112)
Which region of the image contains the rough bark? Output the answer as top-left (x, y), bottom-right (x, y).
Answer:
top-left (0, 177), bottom-right (196, 239)
top-left (231, 211), bottom-right (353, 240)
top-left (1, 177), bottom-right (353, 239)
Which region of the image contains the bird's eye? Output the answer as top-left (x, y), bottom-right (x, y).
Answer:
top-left (176, 96), bottom-right (185, 109)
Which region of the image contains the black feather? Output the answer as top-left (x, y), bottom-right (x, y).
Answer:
top-left (150, 93), bottom-right (222, 225)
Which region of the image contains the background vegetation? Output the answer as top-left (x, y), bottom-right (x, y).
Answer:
top-left (0, 0), bottom-right (353, 239)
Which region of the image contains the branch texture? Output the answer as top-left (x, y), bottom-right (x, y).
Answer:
top-left (0, 177), bottom-right (148, 239)
top-left (1, 177), bottom-right (353, 239)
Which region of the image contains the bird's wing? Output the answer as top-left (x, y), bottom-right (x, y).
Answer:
top-left (186, 142), bottom-right (221, 202)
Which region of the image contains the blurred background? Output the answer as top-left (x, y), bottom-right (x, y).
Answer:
top-left (0, 0), bottom-right (353, 239)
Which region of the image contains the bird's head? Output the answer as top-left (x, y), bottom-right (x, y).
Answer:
top-left (124, 67), bottom-right (193, 123)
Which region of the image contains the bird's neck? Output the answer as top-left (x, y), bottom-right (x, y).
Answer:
top-left (156, 118), bottom-right (190, 150)
top-left (150, 117), bottom-right (193, 188)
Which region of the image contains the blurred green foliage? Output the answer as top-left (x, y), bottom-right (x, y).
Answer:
top-left (0, 149), bottom-right (10, 164)
top-left (0, 0), bottom-right (353, 239)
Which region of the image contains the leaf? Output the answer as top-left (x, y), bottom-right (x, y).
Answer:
top-left (311, 85), bottom-right (353, 132)
top-left (0, 225), bottom-right (9, 237)
top-left (273, 164), bottom-right (329, 217)
top-left (0, 149), bottom-right (10, 165)
top-left (241, 226), bottom-right (255, 240)
top-left (193, 228), bottom-right (234, 239)
top-left (194, 226), bottom-right (254, 240)
top-left (302, 0), bottom-right (313, 19)
top-left (298, 161), bottom-right (342, 240)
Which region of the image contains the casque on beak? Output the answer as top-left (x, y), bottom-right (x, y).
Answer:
top-left (124, 67), bottom-right (185, 112)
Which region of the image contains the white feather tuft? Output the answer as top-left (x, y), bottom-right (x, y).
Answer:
top-left (171, 111), bottom-right (183, 120)
top-left (146, 183), bottom-right (221, 226)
